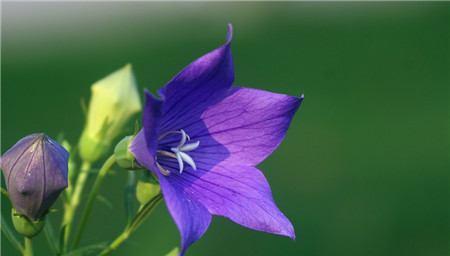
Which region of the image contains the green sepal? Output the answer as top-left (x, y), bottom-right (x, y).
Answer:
top-left (114, 135), bottom-right (140, 170)
top-left (11, 209), bottom-right (45, 238)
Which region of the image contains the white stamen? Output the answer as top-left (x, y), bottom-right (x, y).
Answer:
top-left (156, 129), bottom-right (199, 175)
top-left (156, 161), bottom-right (170, 176)
top-left (158, 130), bottom-right (183, 141)
top-left (180, 141), bottom-right (200, 152)
top-left (179, 151), bottom-right (196, 170)
top-left (177, 129), bottom-right (188, 148)
top-left (175, 150), bottom-right (184, 173)
top-left (157, 150), bottom-right (177, 158)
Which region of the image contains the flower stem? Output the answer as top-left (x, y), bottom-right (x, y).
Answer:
top-left (128, 194), bottom-right (163, 232)
top-left (62, 161), bottom-right (91, 252)
top-left (99, 194), bottom-right (163, 255)
top-left (23, 237), bottom-right (33, 256)
top-left (72, 155), bottom-right (116, 248)
top-left (99, 230), bottom-right (130, 256)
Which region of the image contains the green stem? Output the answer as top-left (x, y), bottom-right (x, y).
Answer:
top-left (128, 194), bottom-right (163, 232)
top-left (73, 155), bottom-right (116, 248)
top-left (99, 194), bottom-right (163, 256)
top-left (125, 172), bottom-right (137, 226)
top-left (99, 230), bottom-right (130, 256)
top-left (23, 237), bottom-right (33, 256)
top-left (62, 161), bottom-right (91, 252)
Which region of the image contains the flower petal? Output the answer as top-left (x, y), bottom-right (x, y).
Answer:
top-left (189, 86), bottom-right (303, 166)
top-left (157, 161), bottom-right (295, 241)
top-left (158, 24), bottom-right (234, 133)
top-left (130, 91), bottom-right (163, 170)
top-left (157, 172), bottom-right (212, 256)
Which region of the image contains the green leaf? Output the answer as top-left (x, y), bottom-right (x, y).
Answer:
top-left (88, 168), bottom-right (100, 175)
top-left (59, 224), bottom-right (67, 253)
top-left (1, 212), bottom-right (24, 253)
top-left (61, 242), bottom-right (107, 256)
top-left (1, 187), bottom-right (8, 198)
top-left (43, 217), bottom-right (59, 254)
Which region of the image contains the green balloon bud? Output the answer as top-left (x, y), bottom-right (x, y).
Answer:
top-left (79, 64), bottom-right (142, 163)
top-left (11, 208), bottom-right (45, 238)
top-left (114, 136), bottom-right (140, 170)
top-left (136, 180), bottom-right (160, 206)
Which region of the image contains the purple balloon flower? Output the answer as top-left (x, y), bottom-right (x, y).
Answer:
top-left (131, 24), bottom-right (303, 255)
top-left (1, 134), bottom-right (69, 220)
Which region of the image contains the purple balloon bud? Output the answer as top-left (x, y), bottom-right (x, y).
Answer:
top-left (1, 133), bottom-right (69, 220)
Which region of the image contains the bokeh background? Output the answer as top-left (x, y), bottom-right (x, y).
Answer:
top-left (2, 2), bottom-right (449, 256)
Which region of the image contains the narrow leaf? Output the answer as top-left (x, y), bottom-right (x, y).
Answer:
top-left (61, 242), bottom-right (107, 256)
top-left (59, 224), bottom-right (67, 253)
top-left (1, 187), bottom-right (8, 198)
top-left (96, 195), bottom-right (113, 210)
top-left (43, 217), bottom-right (59, 254)
top-left (1, 212), bottom-right (24, 253)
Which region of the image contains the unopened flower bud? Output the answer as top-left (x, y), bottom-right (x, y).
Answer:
top-left (0, 134), bottom-right (69, 220)
top-left (114, 136), bottom-right (140, 170)
top-left (79, 64), bottom-right (142, 162)
top-left (11, 208), bottom-right (45, 238)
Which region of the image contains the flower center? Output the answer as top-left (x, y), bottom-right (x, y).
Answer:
top-left (155, 129), bottom-right (200, 176)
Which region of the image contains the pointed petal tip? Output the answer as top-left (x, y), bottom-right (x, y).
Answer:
top-left (264, 216), bottom-right (295, 240)
top-left (298, 93), bottom-right (305, 105)
top-left (226, 23), bottom-right (233, 44)
top-left (287, 228), bottom-right (296, 240)
top-left (123, 63), bottom-right (133, 71)
top-left (277, 222), bottom-right (296, 240)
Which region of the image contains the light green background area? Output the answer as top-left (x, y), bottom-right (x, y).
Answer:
top-left (2, 2), bottom-right (449, 256)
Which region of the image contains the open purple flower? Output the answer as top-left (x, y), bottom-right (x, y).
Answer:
top-left (131, 24), bottom-right (303, 255)
top-left (1, 134), bottom-right (69, 220)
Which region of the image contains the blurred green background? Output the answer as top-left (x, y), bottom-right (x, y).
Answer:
top-left (2, 2), bottom-right (449, 256)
